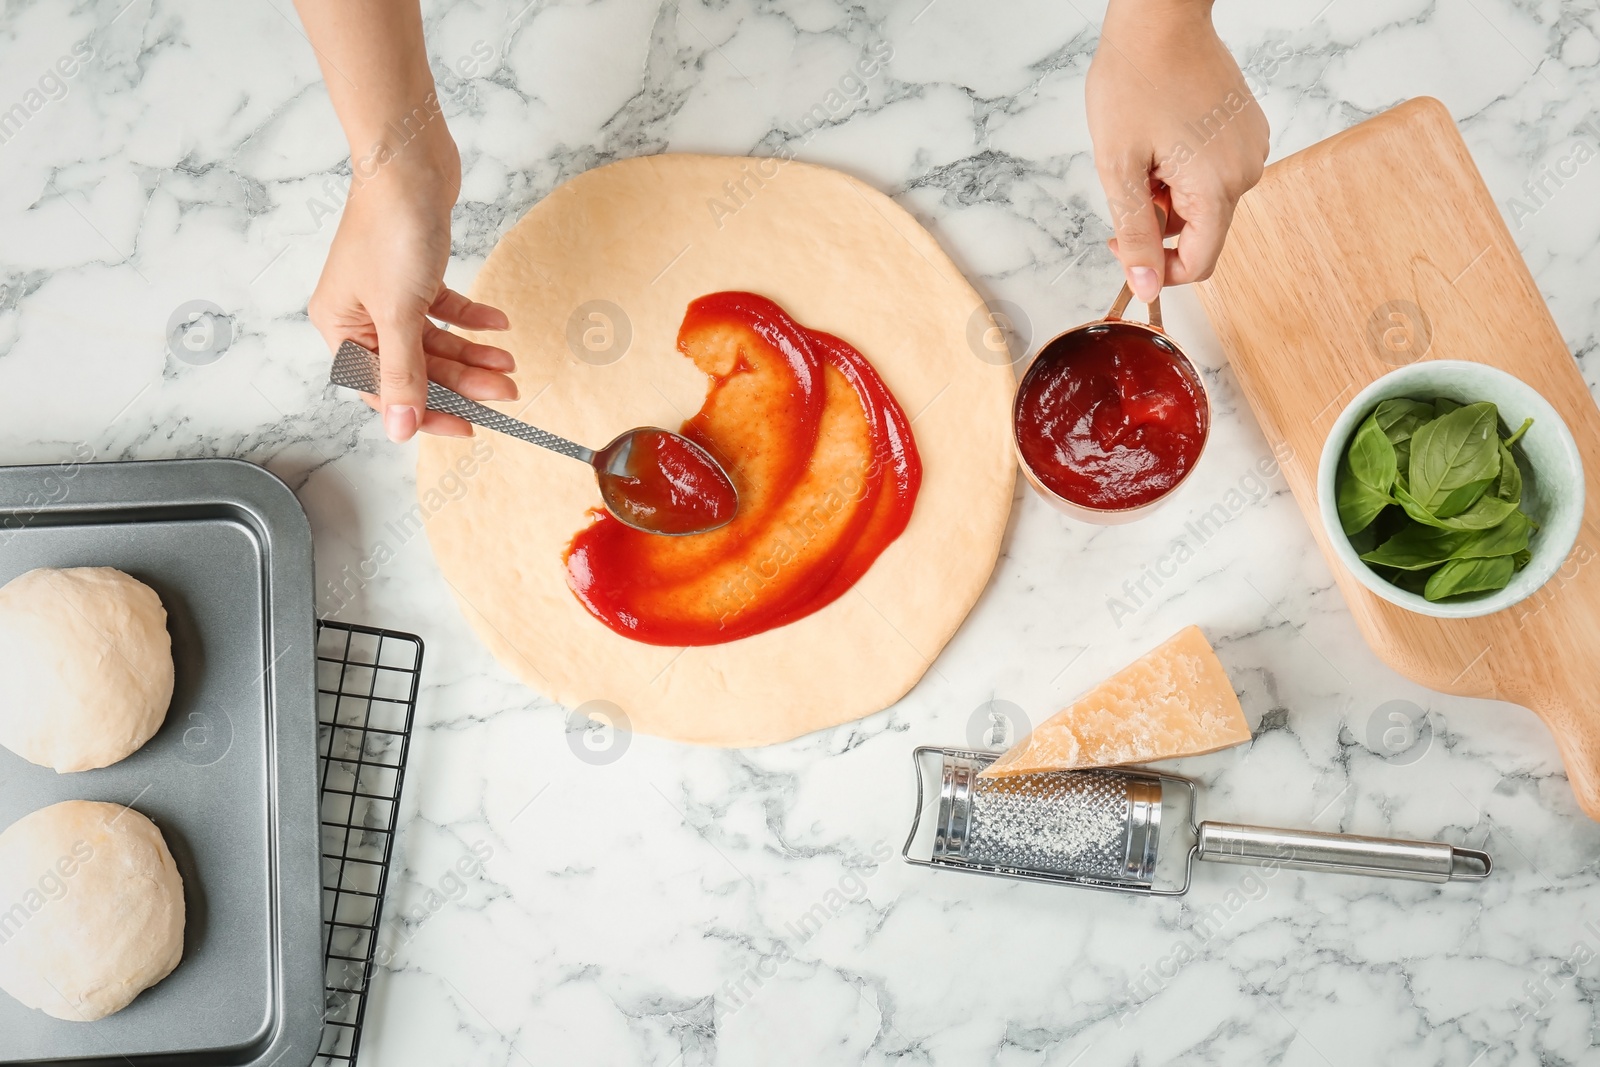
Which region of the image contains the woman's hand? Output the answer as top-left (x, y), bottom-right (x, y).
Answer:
top-left (294, 0), bottom-right (514, 443)
top-left (308, 134), bottom-right (516, 441)
top-left (1086, 0), bottom-right (1269, 302)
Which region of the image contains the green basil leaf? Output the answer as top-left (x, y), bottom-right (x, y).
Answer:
top-left (1408, 401), bottom-right (1501, 513)
top-left (1390, 482), bottom-right (1432, 523)
top-left (1513, 548), bottom-right (1532, 569)
top-left (1424, 554), bottom-right (1516, 601)
top-left (1503, 416), bottom-right (1533, 448)
top-left (1360, 509), bottom-right (1531, 571)
top-left (1393, 482), bottom-right (1519, 530)
top-left (1460, 509), bottom-right (1533, 558)
top-left (1347, 413), bottom-right (1398, 492)
top-left (1430, 492), bottom-right (1521, 531)
top-left (1391, 568), bottom-right (1432, 595)
top-left (1494, 440), bottom-right (1522, 505)
top-left (1337, 453), bottom-right (1392, 534)
top-left (1347, 523), bottom-right (1379, 556)
top-left (1434, 397), bottom-right (1462, 416)
top-left (1433, 476), bottom-right (1493, 518)
top-left (1361, 525), bottom-right (1475, 570)
top-left (1374, 398), bottom-right (1434, 445)
top-left (1394, 439), bottom-right (1412, 480)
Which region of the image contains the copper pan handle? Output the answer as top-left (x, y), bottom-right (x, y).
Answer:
top-left (1106, 201), bottom-right (1168, 329)
top-left (1105, 281), bottom-right (1163, 331)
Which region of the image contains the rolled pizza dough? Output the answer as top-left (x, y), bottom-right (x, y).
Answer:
top-left (0, 800), bottom-right (185, 1022)
top-left (0, 568), bottom-right (174, 773)
top-left (419, 154), bottom-right (1016, 746)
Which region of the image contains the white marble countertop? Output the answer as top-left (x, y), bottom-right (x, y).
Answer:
top-left (4, 0), bottom-right (1600, 1063)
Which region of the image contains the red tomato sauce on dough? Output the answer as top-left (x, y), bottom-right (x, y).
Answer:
top-left (1015, 324), bottom-right (1206, 510)
top-left (564, 292), bottom-right (922, 646)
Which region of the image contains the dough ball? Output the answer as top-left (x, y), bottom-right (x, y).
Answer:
top-left (0, 800), bottom-right (185, 1021)
top-left (0, 567), bottom-right (174, 773)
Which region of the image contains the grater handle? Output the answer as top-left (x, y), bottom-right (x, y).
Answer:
top-left (1196, 822), bottom-right (1492, 883)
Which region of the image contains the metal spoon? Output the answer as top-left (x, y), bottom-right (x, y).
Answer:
top-left (329, 340), bottom-right (739, 536)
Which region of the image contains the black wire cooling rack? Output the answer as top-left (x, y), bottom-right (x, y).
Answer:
top-left (312, 621), bottom-right (424, 1067)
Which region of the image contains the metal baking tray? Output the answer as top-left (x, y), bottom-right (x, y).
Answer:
top-left (0, 458), bottom-right (323, 1066)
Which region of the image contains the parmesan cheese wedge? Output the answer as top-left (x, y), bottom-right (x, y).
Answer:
top-left (979, 626), bottom-right (1250, 777)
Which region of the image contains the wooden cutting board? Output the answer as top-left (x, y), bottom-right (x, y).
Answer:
top-left (1196, 96), bottom-right (1600, 820)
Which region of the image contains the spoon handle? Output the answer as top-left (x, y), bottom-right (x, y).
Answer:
top-left (331, 341), bottom-right (595, 462)
top-left (421, 382), bottom-right (595, 461)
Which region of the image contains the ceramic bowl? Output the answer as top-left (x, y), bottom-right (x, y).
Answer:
top-left (1316, 360), bottom-right (1585, 618)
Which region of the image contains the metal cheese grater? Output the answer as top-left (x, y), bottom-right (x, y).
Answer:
top-left (903, 747), bottom-right (1492, 894)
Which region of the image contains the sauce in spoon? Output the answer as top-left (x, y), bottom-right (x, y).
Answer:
top-left (594, 429), bottom-right (739, 536)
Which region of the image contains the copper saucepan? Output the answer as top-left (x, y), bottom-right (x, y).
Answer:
top-left (1012, 282), bottom-right (1212, 524)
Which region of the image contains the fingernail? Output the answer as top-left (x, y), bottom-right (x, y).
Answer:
top-left (384, 405), bottom-right (419, 443)
top-left (1128, 266), bottom-right (1161, 303)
